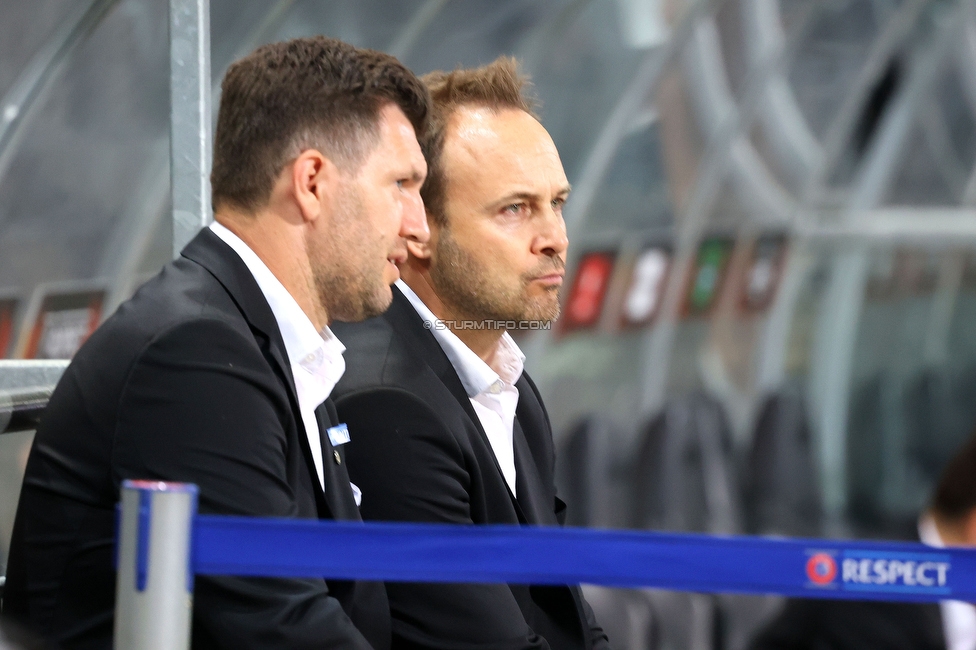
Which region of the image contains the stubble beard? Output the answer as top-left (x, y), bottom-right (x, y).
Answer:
top-left (309, 184), bottom-right (392, 324)
top-left (429, 228), bottom-right (562, 327)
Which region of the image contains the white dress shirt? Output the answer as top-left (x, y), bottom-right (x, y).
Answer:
top-left (396, 280), bottom-right (524, 494)
top-left (210, 222), bottom-right (346, 494)
top-left (919, 515), bottom-right (976, 650)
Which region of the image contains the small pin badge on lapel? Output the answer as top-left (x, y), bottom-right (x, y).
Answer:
top-left (327, 423), bottom-right (350, 447)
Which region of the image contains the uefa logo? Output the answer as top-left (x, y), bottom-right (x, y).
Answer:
top-left (806, 552), bottom-right (837, 586)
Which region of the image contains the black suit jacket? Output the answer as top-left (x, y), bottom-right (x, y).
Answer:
top-left (749, 598), bottom-right (946, 650)
top-left (2, 229), bottom-right (389, 650)
top-left (331, 287), bottom-right (610, 650)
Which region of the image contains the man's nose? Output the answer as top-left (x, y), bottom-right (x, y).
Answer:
top-left (534, 209), bottom-right (569, 257)
top-left (400, 190), bottom-right (430, 243)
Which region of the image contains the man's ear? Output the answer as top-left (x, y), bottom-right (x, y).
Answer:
top-left (292, 149), bottom-right (339, 224)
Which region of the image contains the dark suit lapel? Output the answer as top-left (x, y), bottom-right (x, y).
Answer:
top-left (181, 228), bottom-right (329, 511)
top-left (181, 229), bottom-right (291, 374)
top-left (515, 376), bottom-right (590, 645)
top-left (513, 374), bottom-right (559, 525)
top-left (512, 418), bottom-right (555, 525)
top-left (384, 288), bottom-right (527, 520)
top-left (314, 400), bottom-right (362, 521)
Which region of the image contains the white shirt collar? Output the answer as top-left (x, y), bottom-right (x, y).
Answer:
top-left (209, 221), bottom-right (346, 395)
top-left (918, 514), bottom-right (945, 547)
top-left (395, 279), bottom-right (524, 396)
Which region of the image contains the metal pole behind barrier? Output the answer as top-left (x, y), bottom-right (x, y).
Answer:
top-left (170, 0), bottom-right (212, 258)
top-left (114, 481), bottom-right (198, 650)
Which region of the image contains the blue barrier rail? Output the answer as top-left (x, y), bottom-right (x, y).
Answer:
top-left (190, 514), bottom-right (976, 603)
top-left (114, 482), bottom-right (976, 650)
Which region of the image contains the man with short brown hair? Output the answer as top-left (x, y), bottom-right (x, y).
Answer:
top-left (333, 57), bottom-right (610, 649)
top-left (4, 37), bottom-right (429, 649)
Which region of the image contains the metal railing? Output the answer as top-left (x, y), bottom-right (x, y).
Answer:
top-left (114, 480), bottom-right (976, 650)
top-left (0, 386), bottom-right (54, 435)
top-left (0, 360), bottom-right (67, 435)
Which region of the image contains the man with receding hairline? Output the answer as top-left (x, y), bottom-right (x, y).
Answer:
top-left (332, 57), bottom-right (610, 650)
top-left (4, 37), bottom-right (429, 650)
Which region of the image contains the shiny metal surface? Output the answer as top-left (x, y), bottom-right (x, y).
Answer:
top-left (170, 0), bottom-right (212, 256)
top-left (0, 385), bottom-right (56, 434)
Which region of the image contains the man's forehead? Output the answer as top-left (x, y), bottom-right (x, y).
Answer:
top-left (378, 104), bottom-right (420, 148)
top-left (443, 106), bottom-right (566, 182)
top-left (373, 104), bottom-right (426, 169)
top-left (448, 106), bottom-right (506, 144)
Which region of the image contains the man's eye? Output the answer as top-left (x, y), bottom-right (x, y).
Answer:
top-left (396, 180), bottom-right (405, 189)
top-left (552, 198), bottom-right (565, 210)
top-left (504, 203), bottom-right (525, 214)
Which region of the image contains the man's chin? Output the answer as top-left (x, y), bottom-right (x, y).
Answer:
top-left (330, 285), bottom-right (393, 323)
top-left (383, 262), bottom-right (401, 284)
top-left (520, 297), bottom-right (560, 324)
top-left (361, 285), bottom-right (394, 319)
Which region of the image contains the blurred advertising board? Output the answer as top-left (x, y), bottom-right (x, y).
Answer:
top-left (621, 246), bottom-right (671, 327)
top-left (0, 293), bottom-right (20, 358)
top-left (18, 282), bottom-right (108, 359)
top-left (562, 251), bottom-right (616, 332)
top-left (741, 235), bottom-right (787, 313)
top-left (685, 237), bottom-right (733, 316)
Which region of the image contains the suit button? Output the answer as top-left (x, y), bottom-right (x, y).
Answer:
top-left (334, 450), bottom-right (341, 465)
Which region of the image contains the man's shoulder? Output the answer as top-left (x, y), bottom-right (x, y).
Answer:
top-left (332, 298), bottom-right (436, 394)
top-left (74, 256), bottom-right (257, 380)
top-left (332, 315), bottom-right (398, 387)
top-left (332, 313), bottom-right (395, 355)
top-left (333, 315), bottom-right (477, 431)
top-left (104, 227), bottom-right (265, 339)
top-left (107, 258), bottom-right (240, 336)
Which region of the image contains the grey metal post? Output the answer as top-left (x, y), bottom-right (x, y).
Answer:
top-left (114, 480), bottom-right (198, 650)
top-left (170, 0), bottom-right (212, 258)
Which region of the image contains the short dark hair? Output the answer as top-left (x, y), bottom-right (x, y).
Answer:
top-left (419, 57), bottom-right (539, 226)
top-left (211, 36), bottom-right (430, 213)
top-left (931, 431), bottom-right (976, 521)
